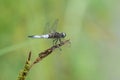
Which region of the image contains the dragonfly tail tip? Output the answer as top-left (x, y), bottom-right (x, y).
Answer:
top-left (28, 35), bottom-right (34, 38)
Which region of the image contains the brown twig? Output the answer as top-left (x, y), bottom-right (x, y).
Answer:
top-left (17, 39), bottom-right (70, 80)
top-left (32, 39), bottom-right (70, 65)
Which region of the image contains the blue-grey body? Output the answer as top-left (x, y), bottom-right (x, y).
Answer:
top-left (28, 32), bottom-right (66, 44)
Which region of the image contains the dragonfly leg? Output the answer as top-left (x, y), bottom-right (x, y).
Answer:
top-left (54, 38), bottom-right (58, 45)
top-left (58, 38), bottom-right (62, 51)
top-left (53, 39), bottom-right (56, 45)
top-left (58, 38), bottom-right (62, 43)
top-left (53, 38), bottom-right (62, 51)
top-left (53, 38), bottom-right (58, 45)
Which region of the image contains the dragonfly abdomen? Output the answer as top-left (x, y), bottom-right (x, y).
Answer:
top-left (28, 34), bottom-right (49, 38)
top-left (28, 32), bottom-right (66, 39)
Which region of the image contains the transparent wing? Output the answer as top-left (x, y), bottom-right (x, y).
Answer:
top-left (43, 22), bottom-right (51, 34)
top-left (43, 19), bottom-right (59, 34)
top-left (49, 19), bottom-right (59, 33)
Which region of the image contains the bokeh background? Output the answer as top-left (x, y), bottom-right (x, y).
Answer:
top-left (0, 0), bottom-right (120, 80)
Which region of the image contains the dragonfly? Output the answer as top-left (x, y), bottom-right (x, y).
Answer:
top-left (28, 19), bottom-right (66, 45)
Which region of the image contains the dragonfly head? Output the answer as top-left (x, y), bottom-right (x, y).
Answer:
top-left (61, 32), bottom-right (66, 38)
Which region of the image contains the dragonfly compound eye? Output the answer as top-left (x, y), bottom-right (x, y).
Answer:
top-left (61, 33), bottom-right (66, 38)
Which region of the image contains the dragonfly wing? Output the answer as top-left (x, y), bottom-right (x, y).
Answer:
top-left (43, 22), bottom-right (51, 34)
top-left (43, 19), bottom-right (59, 34)
top-left (50, 19), bottom-right (59, 33)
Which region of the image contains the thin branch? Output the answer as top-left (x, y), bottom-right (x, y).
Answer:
top-left (32, 39), bottom-right (70, 65)
top-left (17, 39), bottom-right (70, 80)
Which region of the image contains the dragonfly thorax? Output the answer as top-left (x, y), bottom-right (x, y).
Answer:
top-left (49, 32), bottom-right (66, 38)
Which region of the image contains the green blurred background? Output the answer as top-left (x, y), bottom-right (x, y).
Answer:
top-left (0, 0), bottom-right (120, 80)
